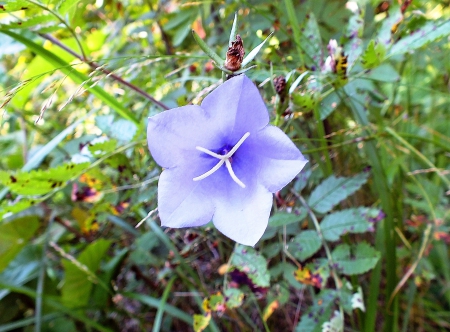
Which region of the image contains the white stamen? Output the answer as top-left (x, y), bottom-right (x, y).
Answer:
top-left (193, 159), bottom-right (225, 181)
top-left (225, 159), bottom-right (246, 188)
top-left (225, 132), bottom-right (250, 158)
top-left (195, 146), bottom-right (223, 159)
top-left (193, 132), bottom-right (250, 188)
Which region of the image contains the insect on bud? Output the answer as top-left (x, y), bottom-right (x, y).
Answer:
top-left (224, 35), bottom-right (245, 72)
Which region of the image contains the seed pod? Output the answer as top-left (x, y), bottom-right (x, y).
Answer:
top-left (224, 35), bottom-right (245, 72)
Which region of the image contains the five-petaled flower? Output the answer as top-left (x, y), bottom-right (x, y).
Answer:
top-left (147, 75), bottom-right (308, 246)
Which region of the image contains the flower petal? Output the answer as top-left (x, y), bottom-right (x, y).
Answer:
top-left (147, 105), bottom-right (224, 169)
top-left (212, 182), bottom-right (272, 246)
top-left (240, 125), bottom-right (308, 192)
top-left (158, 166), bottom-right (215, 228)
top-left (201, 75), bottom-right (269, 143)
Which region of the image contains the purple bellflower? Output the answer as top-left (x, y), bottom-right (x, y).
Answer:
top-left (147, 75), bottom-right (308, 246)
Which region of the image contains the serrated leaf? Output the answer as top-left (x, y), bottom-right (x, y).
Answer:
top-left (321, 208), bottom-right (379, 242)
top-left (361, 40), bottom-right (386, 69)
top-left (224, 288), bottom-right (243, 309)
top-left (62, 239), bottom-right (111, 307)
top-left (295, 290), bottom-right (336, 332)
top-left (0, 162), bottom-right (89, 195)
top-left (0, 198), bottom-right (39, 219)
top-left (269, 211), bottom-right (306, 227)
top-left (288, 230), bottom-right (322, 262)
top-left (322, 311), bottom-right (343, 332)
top-left (230, 244), bottom-right (269, 287)
top-left (332, 242), bottom-right (380, 275)
top-left (88, 139), bottom-right (117, 157)
top-left (0, 14), bottom-right (55, 30)
top-left (307, 172), bottom-right (369, 214)
top-left (389, 20), bottom-right (450, 56)
top-left (0, 216), bottom-right (39, 272)
top-left (0, 0), bottom-right (38, 12)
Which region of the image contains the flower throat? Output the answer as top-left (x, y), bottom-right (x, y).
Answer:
top-left (193, 132), bottom-right (250, 188)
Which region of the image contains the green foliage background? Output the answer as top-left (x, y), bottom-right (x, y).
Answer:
top-left (0, 0), bottom-right (449, 331)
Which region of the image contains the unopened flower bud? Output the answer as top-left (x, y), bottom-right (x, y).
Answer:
top-left (273, 76), bottom-right (286, 95)
top-left (224, 35), bottom-right (245, 72)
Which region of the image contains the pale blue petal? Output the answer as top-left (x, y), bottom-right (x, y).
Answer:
top-left (147, 105), bottom-right (225, 169)
top-left (201, 75), bottom-right (269, 143)
top-left (158, 165), bottom-right (215, 228)
top-left (211, 182), bottom-right (272, 246)
top-left (238, 125), bottom-right (308, 192)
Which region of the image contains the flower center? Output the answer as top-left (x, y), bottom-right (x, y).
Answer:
top-left (193, 132), bottom-right (250, 188)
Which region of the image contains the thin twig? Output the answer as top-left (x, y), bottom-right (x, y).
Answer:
top-left (39, 33), bottom-right (170, 110)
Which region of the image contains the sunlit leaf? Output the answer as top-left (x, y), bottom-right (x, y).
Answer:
top-left (0, 217), bottom-right (39, 272)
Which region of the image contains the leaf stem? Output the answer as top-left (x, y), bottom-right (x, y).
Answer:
top-left (292, 192), bottom-right (345, 325)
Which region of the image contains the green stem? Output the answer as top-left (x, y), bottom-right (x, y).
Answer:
top-left (293, 193), bottom-right (344, 325)
top-left (340, 90), bottom-right (397, 332)
top-left (25, 0), bottom-right (86, 60)
top-left (152, 276), bottom-right (177, 332)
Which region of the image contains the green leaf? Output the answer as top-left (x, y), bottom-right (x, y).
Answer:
top-left (0, 162), bottom-right (89, 195)
top-left (321, 208), bottom-right (379, 242)
top-left (389, 20), bottom-right (450, 56)
top-left (241, 31), bottom-right (273, 68)
top-left (297, 13), bottom-right (322, 69)
top-left (224, 288), bottom-right (244, 309)
top-left (342, 5), bottom-right (364, 70)
top-left (193, 313), bottom-right (211, 332)
top-left (361, 40), bottom-right (386, 69)
top-left (0, 0), bottom-right (39, 12)
top-left (0, 14), bottom-right (55, 30)
top-left (288, 230), bottom-right (322, 262)
top-left (0, 245), bottom-right (40, 301)
top-left (0, 199), bottom-right (38, 219)
top-left (295, 290), bottom-right (337, 332)
top-left (376, 6), bottom-right (403, 46)
top-left (228, 12), bottom-right (238, 48)
top-left (0, 217), bottom-right (39, 272)
top-left (55, 0), bottom-right (82, 15)
top-left (173, 21), bottom-right (193, 47)
top-left (332, 242), bottom-right (380, 275)
top-left (191, 30), bottom-right (223, 65)
top-left (307, 172), bottom-right (369, 214)
top-left (230, 244), bottom-right (270, 287)
top-left (269, 211), bottom-right (306, 227)
top-left (110, 120), bottom-right (137, 143)
top-left (87, 139), bottom-right (118, 157)
top-left (61, 239), bottom-right (111, 308)
top-left (320, 91), bottom-right (340, 120)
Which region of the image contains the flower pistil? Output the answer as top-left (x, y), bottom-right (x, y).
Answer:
top-left (193, 132), bottom-right (250, 188)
